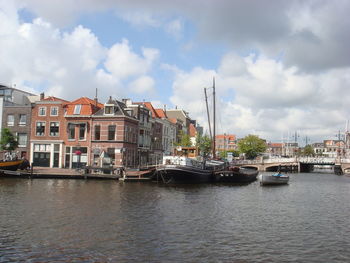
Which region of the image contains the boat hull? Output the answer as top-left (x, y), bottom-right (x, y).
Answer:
top-left (154, 165), bottom-right (213, 184)
top-left (213, 168), bottom-right (258, 184)
top-left (0, 160), bottom-right (24, 171)
top-left (260, 174), bottom-right (289, 185)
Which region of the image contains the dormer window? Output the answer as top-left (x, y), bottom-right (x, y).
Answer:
top-left (74, 104), bottom-right (81, 114)
top-left (104, 105), bottom-right (114, 115)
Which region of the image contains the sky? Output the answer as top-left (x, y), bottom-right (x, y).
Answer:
top-left (1, 0), bottom-right (350, 145)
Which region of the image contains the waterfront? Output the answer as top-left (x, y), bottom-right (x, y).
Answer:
top-left (1, 172), bottom-right (350, 262)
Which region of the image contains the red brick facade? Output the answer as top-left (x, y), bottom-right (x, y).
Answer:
top-left (30, 97), bottom-right (68, 167)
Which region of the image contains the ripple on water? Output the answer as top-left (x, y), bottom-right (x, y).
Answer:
top-left (1, 175), bottom-right (350, 262)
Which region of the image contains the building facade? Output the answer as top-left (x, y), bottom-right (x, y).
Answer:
top-left (63, 97), bottom-right (102, 168)
top-left (91, 98), bottom-right (139, 167)
top-left (30, 96), bottom-right (68, 167)
top-left (0, 85), bottom-right (36, 159)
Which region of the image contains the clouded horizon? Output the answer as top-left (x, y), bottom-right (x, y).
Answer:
top-left (1, 0), bottom-right (350, 144)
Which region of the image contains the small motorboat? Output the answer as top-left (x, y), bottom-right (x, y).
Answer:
top-left (259, 173), bottom-right (289, 186)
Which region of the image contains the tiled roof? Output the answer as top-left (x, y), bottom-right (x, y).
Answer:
top-left (66, 97), bottom-right (103, 115)
top-left (269, 143), bottom-right (283, 147)
top-left (135, 102), bottom-right (160, 118)
top-left (168, 118), bottom-right (178, 124)
top-left (215, 134), bottom-right (236, 140)
top-left (155, 109), bottom-right (167, 118)
top-left (42, 96), bottom-right (69, 103)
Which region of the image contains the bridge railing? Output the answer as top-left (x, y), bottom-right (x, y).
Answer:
top-left (231, 156), bottom-right (350, 165)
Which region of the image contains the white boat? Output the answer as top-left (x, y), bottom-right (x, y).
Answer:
top-left (259, 173), bottom-right (289, 185)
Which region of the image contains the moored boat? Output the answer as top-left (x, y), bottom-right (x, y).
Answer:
top-left (259, 173), bottom-right (289, 185)
top-left (0, 159), bottom-right (24, 171)
top-left (153, 156), bottom-right (214, 184)
top-left (213, 166), bottom-right (259, 184)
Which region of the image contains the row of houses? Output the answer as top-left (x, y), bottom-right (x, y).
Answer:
top-left (0, 85), bottom-right (201, 168)
top-left (266, 140), bottom-right (348, 158)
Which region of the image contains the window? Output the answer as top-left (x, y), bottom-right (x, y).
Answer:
top-left (50, 107), bottom-right (58, 116)
top-left (17, 133), bottom-right (27, 147)
top-left (104, 106), bottom-right (114, 115)
top-left (108, 125), bottom-right (116, 140)
top-left (50, 122), bottom-right (59, 136)
top-left (36, 122), bottom-right (45, 136)
top-left (68, 123), bottom-right (75, 139)
top-left (107, 148), bottom-right (115, 163)
top-left (19, 114), bottom-right (26, 126)
top-left (94, 125), bottom-right (101, 140)
top-left (7, 115), bottom-right (14, 126)
top-left (79, 123), bottom-right (86, 140)
top-left (38, 107), bottom-right (46, 116)
top-left (73, 105), bottom-right (81, 114)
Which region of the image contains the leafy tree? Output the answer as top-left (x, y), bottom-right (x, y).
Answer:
top-left (237, 134), bottom-right (267, 159)
top-left (0, 128), bottom-right (18, 152)
top-left (303, 145), bottom-right (314, 156)
top-left (196, 133), bottom-right (212, 158)
top-left (174, 130), bottom-right (192, 147)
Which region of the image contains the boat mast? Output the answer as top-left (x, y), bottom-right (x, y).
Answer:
top-left (204, 87), bottom-right (212, 140)
top-left (213, 77), bottom-right (216, 159)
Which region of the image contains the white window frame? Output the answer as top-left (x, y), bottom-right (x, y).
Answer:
top-left (7, 114), bottom-right (14, 126)
top-left (17, 133), bottom-right (27, 147)
top-left (19, 114), bottom-right (27, 126)
top-left (38, 107), bottom-right (46, 116)
top-left (50, 107), bottom-right (59, 116)
top-left (50, 121), bottom-right (60, 137)
top-left (73, 105), bottom-right (81, 115)
top-left (36, 121), bottom-right (46, 136)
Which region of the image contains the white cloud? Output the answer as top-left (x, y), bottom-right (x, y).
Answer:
top-left (129, 76), bottom-right (155, 94)
top-left (18, 0), bottom-right (350, 72)
top-left (165, 19), bottom-right (183, 39)
top-left (168, 53), bottom-right (350, 142)
top-left (105, 39), bottom-right (159, 80)
top-left (0, 2), bottom-right (159, 101)
top-left (120, 11), bottom-right (160, 27)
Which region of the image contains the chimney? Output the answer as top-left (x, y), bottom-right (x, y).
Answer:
top-left (40, 92), bottom-right (45, 100)
top-left (94, 88), bottom-right (98, 106)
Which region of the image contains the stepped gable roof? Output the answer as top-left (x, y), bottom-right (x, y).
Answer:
top-left (189, 123), bottom-right (197, 137)
top-left (66, 97), bottom-right (103, 115)
top-left (155, 109), bottom-right (167, 118)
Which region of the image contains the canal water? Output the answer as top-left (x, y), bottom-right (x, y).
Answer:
top-left (1, 172), bottom-right (349, 263)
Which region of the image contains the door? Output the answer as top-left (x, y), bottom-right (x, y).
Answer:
top-left (33, 152), bottom-right (50, 167)
top-left (53, 153), bottom-right (59, 167)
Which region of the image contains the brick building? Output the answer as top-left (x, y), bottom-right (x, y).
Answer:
top-left (215, 134), bottom-right (237, 152)
top-left (30, 96), bottom-right (68, 167)
top-left (91, 97), bottom-right (138, 167)
top-left (64, 97), bottom-right (103, 168)
top-left (0, 85), bottom-right (36, 159)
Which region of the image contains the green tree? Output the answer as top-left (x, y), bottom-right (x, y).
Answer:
top-left (237, 134), bottom-right (267, 159)
top-left (303, 145), bottom-right (314, 156)
top-left (196, 133), bottom-right (212, 158)
top-left (0, 128), bottom-right (18, 152)
top-left (174, 130), bottom-right (192, 147)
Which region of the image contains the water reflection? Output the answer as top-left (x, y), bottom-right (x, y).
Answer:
top-left (1, 174), bottom-right (350, 262)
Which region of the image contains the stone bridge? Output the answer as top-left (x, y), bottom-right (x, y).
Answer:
top-left (232, 157), bottom-right (350, 173)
